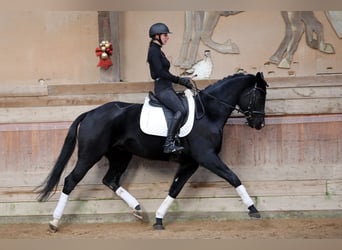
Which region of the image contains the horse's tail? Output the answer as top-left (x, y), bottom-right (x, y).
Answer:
top-left (35, 112), bottom-right (88, 202)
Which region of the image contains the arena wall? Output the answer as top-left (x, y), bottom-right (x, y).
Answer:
top-left (0, 75), bottom-right (341, 224)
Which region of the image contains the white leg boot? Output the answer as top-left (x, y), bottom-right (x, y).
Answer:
top-left (153, 195), bottom-right (175, 230)
top-left (49, 192), bottom-right (69, 232)
top-left (115, 186), bottom-right (142, 219)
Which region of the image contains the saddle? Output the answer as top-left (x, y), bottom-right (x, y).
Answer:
top-left (140, 89), bottom-right (195, 137)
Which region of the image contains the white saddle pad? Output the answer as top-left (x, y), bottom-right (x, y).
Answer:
top-left (140, 89), bottom-right (195, 137)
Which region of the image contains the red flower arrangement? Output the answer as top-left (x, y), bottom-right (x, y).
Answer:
top-left (95, 40), bottom-right (113, 70)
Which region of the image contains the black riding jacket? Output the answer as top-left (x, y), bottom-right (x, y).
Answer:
top-left (147, 42), bottom-right (180, 93)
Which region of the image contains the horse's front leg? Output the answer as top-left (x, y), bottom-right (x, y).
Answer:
top-left (198, 152), bottom-right (260, 218)
top-left (174, 11), bottom-right (193, 67)
top-left (269, 11), bottom-right (293, 65)
top-left (201, 11), bottom-right (239, 54)
top-left (278, 12), bottom-right (304, 69)
top-left (178, 11), bottom-right (204, 68)
top-left (153, 161), bottom-right (199, 230)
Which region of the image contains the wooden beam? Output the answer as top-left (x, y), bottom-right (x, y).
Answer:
top-left (0, 85), bottom-right (48, 97)
top-left (47, 82), bottom-right (154, 95)
top-left (0, 180), bottom-right (328, 202)
top-left (97, 11), bottom-right (121, 82)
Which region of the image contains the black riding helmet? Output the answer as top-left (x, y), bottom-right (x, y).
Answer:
top-left (149, 23), bottom-right (172, 41)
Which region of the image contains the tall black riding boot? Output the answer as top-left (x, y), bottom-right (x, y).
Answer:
top-left (163, 112), bottom-right (184, 154)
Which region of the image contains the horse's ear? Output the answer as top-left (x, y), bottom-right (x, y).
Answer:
top-left (256, 72), bottom-right (269, 87)
top-left (256, 72), bottom-right (264, 79)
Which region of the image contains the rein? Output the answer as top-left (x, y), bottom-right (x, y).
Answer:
top-left (192, 81), bottom-right (241, 120)
top-left (192, 80), bottom-right (265, 120)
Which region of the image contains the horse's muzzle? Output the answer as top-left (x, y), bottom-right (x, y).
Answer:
top-left (246, 117), bottom-right (265, 130)
top-left (256, 121), bottom-right (265, 130)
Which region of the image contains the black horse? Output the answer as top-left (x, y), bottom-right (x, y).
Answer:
top-left (36, 72), bottom-right (268, 232)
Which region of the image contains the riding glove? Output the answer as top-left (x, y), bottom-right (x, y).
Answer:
top-left (178, 77), bottom-right (193, 89)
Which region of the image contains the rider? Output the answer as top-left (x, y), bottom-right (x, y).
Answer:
top-left (147, 22), bottom-right (193, 154)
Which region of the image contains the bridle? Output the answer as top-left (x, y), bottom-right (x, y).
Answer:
top-left (241, 84), bottom-right (266, 119)
top-left (192, 81), bottom-right (266, 122)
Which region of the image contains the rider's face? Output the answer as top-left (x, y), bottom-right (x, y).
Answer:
top-left (159, 33), bottom-right (169, 45)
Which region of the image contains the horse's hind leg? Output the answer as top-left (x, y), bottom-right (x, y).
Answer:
top-left (49, 156), bottom-right (102, 232)
top-left (102, 149), bottom-right (142, 219)
top-left (153, 160), bottom-right (199, 230)
top-left (302, 11), bottom-right (335, 53)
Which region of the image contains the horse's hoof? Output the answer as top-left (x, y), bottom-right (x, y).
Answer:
top-left (248, 211), bottom-right (261, 219)
top-left (278, 58), bottom-right (291, 69)
top-left (48, 222), bottom-right (58, 233)
top-left (320, 43), bottom-right (335, 54)
top-left (248, 205), bottom-right (261, 219)
top-left (133, 209), bottom-right (143, 220)
top-left (153, 223), bottom-right (165, 230)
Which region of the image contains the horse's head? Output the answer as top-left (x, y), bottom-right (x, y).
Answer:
top-left (238, 72), bottom-right (268, 130)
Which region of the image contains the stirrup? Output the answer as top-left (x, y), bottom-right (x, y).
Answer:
top-left (163, 141), bottom-right (184, 153)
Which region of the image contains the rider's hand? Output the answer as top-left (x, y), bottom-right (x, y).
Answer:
top-left (178, 77), bottom-right (193, 89)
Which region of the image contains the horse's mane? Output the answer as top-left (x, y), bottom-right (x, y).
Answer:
top-left (202, 73), bottom-right (254, 93)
